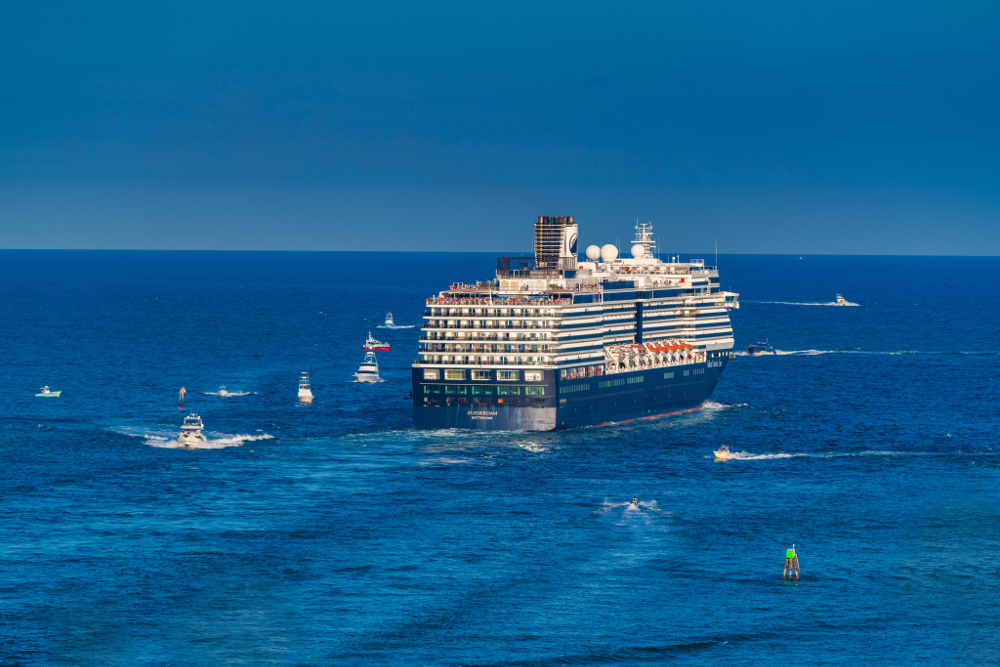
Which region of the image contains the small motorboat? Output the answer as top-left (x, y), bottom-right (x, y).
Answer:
top-left (714, 445), bottom-right (733, 460)
top-left (177, 413), bottom-right (208, 447)
top-left (35, 386), bottom-right (61, 397)
top-left (298, 372), bottom-right (314, 404)
top-left (217, 386), bottom-right (231, 397)
top-left (745, 340), bottom-right (775, 356)
top-left (362, 331), bottom-right (390, 351)
top-left (354, 351), bottom-right (380, 383)
top-left (835, 293), bottom-right (849, 306)
top-left (384, 312), bottom-right (395, 327)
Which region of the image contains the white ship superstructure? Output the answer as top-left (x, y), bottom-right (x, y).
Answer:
top-left (412, 216), bottom-right (739, 431)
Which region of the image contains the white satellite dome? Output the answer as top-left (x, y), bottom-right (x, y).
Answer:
top-left (585, 245), bottom-right (601, 261)
top-left (631, 244), bottom-right (645, 258)
top-left (600, 244), bottom-right (618, 262)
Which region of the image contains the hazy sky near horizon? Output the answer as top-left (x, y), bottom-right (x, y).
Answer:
top-left (2, 1), bottom-right (998, 254)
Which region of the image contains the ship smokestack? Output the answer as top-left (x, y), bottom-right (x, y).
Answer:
top-left (533, 216), bottom-right (578, 271)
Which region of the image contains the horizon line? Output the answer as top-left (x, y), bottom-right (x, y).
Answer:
top-left (1, 248), bottom-right (998, 258)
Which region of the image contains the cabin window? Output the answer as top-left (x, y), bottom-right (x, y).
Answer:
top-left (498, 370), bottom-right (519, 381)
top-left (526, 387), bottom-right (545, 396)
top-left (472, 386), bottom-right (492, 395)
top-left (525, 371), bottom-right (542, 382)
top-left (683, 370), bottom-right (690, 377)
top-left (664, 372), bottom-right (674, 379)
top-left (498, 386), bottom-right (520, 395)
top-left (445, 385), bottom-right (467, 394)
top-left (445, 369), bottom-right (465, 380)
top-left (472, 370), bottom-right (491, 381)
top-left (423, 385), bottom-right (441, 394)
top-left (423, 369), bottom-right (439, 380)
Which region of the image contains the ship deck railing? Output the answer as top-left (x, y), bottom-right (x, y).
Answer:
top-left (421, 322), bottom-right (560, 331)
top-left (427, 296), bottom-right (572, 306)
top-left (413, 359), bottom-right (552, 367)
top-left (421, 344), bottom-right (551, 353)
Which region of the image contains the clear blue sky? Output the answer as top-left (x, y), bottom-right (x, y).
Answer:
top-left (2, 1), bottom-right (998, 254)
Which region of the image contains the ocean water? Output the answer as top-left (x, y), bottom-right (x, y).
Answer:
top-left (1, 251), bottom-right (998, 666)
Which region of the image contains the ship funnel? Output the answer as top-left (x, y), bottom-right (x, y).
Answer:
top-left (533, 216), bottom-right (578, 271)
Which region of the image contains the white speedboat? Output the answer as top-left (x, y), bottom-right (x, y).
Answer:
top-left (298, 372), bottom-right (314, 404)
top-left (835, 293), bottom-right (849, 306)
top-left (384, 312), bottom-right (395, 327)
top-left (178, 413), bottom-right (208, 447)
top-left (714, 445), bottom-right (733, 460)
top-left (35, 386), bottom-right (61, 397)
top-left (354, 351), bottom-right (380, 383)
top-left (217, 386), bottom-right (231, 397)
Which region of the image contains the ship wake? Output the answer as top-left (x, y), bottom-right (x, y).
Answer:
top-left (746, 300), bottom-right (861, 307)
top-left (739, 349), bottom-right (999, 357)
top-left (714, 450), bottom-right (925, 461)
top-left (114, 426), bottom-right (273, 449)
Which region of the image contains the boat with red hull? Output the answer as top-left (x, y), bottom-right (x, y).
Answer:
top-left (363, 331), bottom-right (390, 351)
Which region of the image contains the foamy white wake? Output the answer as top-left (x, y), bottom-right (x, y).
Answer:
top-left (715, 450), bottom-right (918, 461)
top-left (595, 499), bottom-right (669, 516)
top-left (376, 324), bottom-right (416, 329)
top-left (703, 401), bottom-right (748, 410)
top-left (113, 426), bottom-right (273, 450)
top-left (739, 349), bottom-right (998, 357)
top-left (147, 433), bottom-right (274, 450)
top-left (203, 390), bottom-right (253, 396)
top-left (746, 300), bottom-right (861, 307)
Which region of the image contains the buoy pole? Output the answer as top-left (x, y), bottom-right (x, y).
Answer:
top-left (179, 387), bottom-right (186, 410)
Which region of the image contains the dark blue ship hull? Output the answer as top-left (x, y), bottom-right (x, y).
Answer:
top-left (412, 358), bottom-right (728, 431)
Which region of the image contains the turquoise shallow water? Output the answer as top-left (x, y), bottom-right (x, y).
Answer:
top-left (1, 251), bottom-right (998, 666)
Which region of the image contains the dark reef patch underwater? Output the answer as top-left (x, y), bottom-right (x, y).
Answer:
top-left (1, 251), bottom-right (998, 665)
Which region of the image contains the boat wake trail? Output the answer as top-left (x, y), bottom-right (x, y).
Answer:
top-left (703, 401), bottom-right (749, 410)
top-left (595, 499), bottom-right (671, 523)
top-left (203, 391), bottom-right (253, 396)
top-left (714, 450), bottom-right (923, 462)
top-left (745, 300), bottom-right (861, 307)
top-left (148, 433), bottom-right (274, 449)
top-left (377, 324), bottom-right (416, 329)
top-left (113, 426), bottom-right (273, 449)
top-left (738, 349), bottom-right (999, 357)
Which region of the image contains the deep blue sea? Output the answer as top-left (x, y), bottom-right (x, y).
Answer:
top-left (2, 251), bottom-right (998, 666)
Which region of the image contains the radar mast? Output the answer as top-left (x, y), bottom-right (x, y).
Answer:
top-left (633, 221), bottom-right (656, 258)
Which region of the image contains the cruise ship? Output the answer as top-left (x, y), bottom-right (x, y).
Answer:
top-left (411, 216), bottom-right (739, 430)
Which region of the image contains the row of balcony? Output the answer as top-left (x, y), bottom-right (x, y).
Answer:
top-left (414, 358), bottom-right (551, 367)
top-left (421, 322), bottom-right (560, 330)
top-left (424, 309), bottom-right (557, 317)
top-left (420, 332), bottom-right (548, 341)
top-left (421, 343), bottom-right (551, 353)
